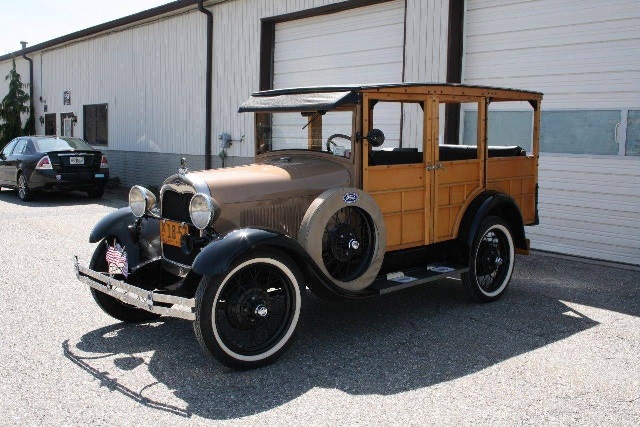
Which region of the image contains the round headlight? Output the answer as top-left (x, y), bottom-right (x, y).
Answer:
top-left (189, 193), bottom-right (220, 230)
top-left (129, 185), bottom-right (156, 218)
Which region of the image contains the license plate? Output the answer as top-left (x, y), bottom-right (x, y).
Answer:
top-left (95, 173), bottom-right (105, 178)
top-left (160, 220), bottom-right (189, 247)
top-left (69, 156), bottom-right (84, 165)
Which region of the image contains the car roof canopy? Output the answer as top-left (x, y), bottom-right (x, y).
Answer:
top-left (238, 91), bottom-right (359, 113)
top-left (238, 83), bottom-right (543, 113)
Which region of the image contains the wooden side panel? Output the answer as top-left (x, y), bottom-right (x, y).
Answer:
top-left (366, 164), bottom-right (427, 251)
top-left (435, 160), bottom-right (482, 241)
top-left (487, 156), bottom-right (537, 224)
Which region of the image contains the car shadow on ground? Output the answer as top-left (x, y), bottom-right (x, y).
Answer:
top-left (0, 187), bottom-right (126, 209)
top-left (63, 253), bottom-right (640, 420)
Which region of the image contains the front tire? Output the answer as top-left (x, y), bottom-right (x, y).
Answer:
top-left (89, 239), bottom-right (161, 323)
top-left (194, 250), bottom-right (303, 369)
top-left (461, 216), bottom-right (515, 303)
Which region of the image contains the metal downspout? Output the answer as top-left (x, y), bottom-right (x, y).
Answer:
top-left (198, 1), bottom-right (213, 170)
top-left (20, 42), bottom-right (35, 136)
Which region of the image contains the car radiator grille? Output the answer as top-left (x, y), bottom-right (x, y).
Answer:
top-left (162, 190), bottom-right (192, 223)
top-left (161, 189), bottom-right (199, 266)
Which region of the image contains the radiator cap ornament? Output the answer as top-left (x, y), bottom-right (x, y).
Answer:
top-left (179, 157), bottom-right (189, 175)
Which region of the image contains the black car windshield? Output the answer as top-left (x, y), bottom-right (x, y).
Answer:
top-left (34, 137), bottom-right (94, 152)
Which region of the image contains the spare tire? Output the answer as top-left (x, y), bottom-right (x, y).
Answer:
top-left (298, 187), bottom-right (386, 291)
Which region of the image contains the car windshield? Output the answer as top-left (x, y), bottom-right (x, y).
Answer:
top-left (34, 137), bottom-right (94, 152)
top-left (256, 110), bottom-right (354, 158)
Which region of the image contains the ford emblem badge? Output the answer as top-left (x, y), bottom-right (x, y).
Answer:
top-left (343, 192), bottom-right (358, 204)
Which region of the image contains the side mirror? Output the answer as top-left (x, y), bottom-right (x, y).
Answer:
top-left (366, 128), bottom-right (385, 147)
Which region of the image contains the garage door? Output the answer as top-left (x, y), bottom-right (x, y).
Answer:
top-left (273, 0), bottom-right (405, 88)
top-left (272, 1), bottom-right (405, 149)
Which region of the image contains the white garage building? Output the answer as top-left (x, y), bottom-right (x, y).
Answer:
top-left (0, 0), bottom-right (638, 265)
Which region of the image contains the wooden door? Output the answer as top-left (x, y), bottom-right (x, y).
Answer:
top-left (362, 93), bottom-right (434, 251)
top-left (432, 98), bottom-right (485, 242)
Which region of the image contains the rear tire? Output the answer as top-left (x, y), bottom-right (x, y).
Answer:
top-left (461, 216), bottom-right (515, 303)
top-left (194, 249), bottom-right (303, 369)
top-left (89, 239), bottom-right (161, 323)
top-left (17, 172), bottom-right (34, 201)
top-left (87, 186), bottom-right (105, 199)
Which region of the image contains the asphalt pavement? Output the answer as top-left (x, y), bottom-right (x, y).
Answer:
top-left (0, 187), bottom-right (638, 425)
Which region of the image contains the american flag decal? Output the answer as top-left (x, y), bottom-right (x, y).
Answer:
top-left (105, 242), bottom-right (129, 278)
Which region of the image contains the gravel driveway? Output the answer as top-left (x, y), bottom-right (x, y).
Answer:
top-left (0, 188), bottom-right (638, 425)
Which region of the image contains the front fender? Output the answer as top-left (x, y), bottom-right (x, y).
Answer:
top-left (89, 207), bottom-right (142, 267)
top-left (90, 207), bottom-right (136, 243)
top-left (192, 228), bottom-right (298, 277)
top-left (191, 228), bottom-right (376, 300)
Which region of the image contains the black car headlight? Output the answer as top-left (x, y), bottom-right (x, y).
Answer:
top-left (189, 193), bottom-right (220, 230)
top-left (129, 185), bottom-right (156, 218)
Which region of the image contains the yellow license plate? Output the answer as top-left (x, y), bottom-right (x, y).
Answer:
top-left (160, 220), bottom-right (189, 247)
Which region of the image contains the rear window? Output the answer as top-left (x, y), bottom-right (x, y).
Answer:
top-left (34, 137), bottom-right (94, 152)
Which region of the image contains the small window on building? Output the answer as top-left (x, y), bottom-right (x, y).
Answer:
top-left (83, 104), bottom-right (108, 145)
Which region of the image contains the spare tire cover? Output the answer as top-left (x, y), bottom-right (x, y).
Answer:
top-left (298, 187), bottom-right (386, 291)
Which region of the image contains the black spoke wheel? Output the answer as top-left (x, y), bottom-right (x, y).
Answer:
top-left (194, 250), bottom-right (302, 369)
top-left (462, 216), bottom-right (515, 303)
top-left (321, 206), bottom-right (375, 282)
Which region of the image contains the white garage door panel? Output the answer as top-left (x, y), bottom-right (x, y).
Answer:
top-left (272, 0), bottom-right (405, 149)
top-left (527, 155), bottom-right (640, 265)
top-left (273, 0), bottom-right (405, 88)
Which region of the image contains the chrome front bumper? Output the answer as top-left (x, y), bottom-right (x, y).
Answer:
top-left (74, 256), bottom-right (196, 321)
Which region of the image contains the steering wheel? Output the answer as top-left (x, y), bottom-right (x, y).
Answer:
top-left (326, 134), bottom-right (351, 152)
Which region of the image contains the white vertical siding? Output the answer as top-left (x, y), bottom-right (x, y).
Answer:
top-left (464, 0), bottom-right (640, 264)
top-left (404, 0), bottom-right (449, 83)
top-left (36, 11), bottom-right (206, 154)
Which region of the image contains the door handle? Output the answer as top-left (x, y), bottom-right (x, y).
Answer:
top-left (426, 164), bottom-right (447, 172)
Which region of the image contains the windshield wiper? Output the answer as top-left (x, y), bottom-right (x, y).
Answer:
top-left (301, 111), bottom-right (326, 130)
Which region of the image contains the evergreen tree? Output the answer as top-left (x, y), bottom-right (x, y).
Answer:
top-left (0, 58), bottom-right (30, 146)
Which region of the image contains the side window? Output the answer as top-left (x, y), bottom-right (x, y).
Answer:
top-left (12, 139), bottom-right (27, 155)
top-left (369, 101), bottom-right (424, 166)
top-left (84, 104), bottom-right (108, 145)
top-left (1, 139), bottom-right (18, 156)
top-left (487, 101), bottom-right (533, 156)
top-left (439, 101), bottom-right (480, 162)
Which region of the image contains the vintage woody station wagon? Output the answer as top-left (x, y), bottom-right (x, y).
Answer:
top-left (75, 83), bottom-right (543, 368)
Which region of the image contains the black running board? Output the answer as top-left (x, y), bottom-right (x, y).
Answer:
top-left (368, 263), bottom-right (469, 295)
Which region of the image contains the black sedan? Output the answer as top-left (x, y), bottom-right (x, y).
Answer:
top-left (0, 136), bottom-right (109, 201)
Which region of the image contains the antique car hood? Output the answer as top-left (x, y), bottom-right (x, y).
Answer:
top-left (186, 157), bottom-right (351, 204)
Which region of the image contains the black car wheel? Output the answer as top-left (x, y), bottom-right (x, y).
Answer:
top-left (17, 172), bottom-right (34, 201)
top-left (89, 239), bottom-right (161, 323)
top-left (461, 216), bottom-right (515, 303)
top-left (87, 186), bottom-right (105, 199)
top-left (194, 249), bottom-right (302, 369)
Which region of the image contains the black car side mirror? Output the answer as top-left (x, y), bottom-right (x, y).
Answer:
top-left (357, 129), bottom-right (386, 147)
